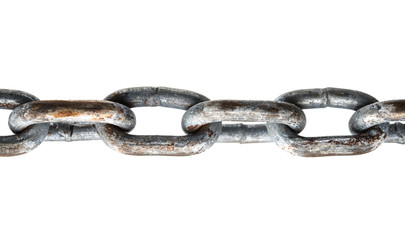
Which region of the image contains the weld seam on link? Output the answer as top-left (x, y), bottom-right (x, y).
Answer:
top-left (217, 124), bottom-right (272, 143)
top-left (45, 125), bottom-right (100, 142)
top-left (276, 87), bottom-right (378, 110)
top-left (104, 86), bottom-right (209, 109)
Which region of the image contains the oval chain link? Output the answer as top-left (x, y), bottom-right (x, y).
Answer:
top-left (267, 88), bottom-right (387, 157)
top-left (181, 100), bottom-right (306, 143)
top-left (9, 100), bottom-right (136, 133)
top-left (95, 87), bottom-right (222, 156)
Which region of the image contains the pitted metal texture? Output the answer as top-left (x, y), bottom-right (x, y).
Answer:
top-left (0, 86), bottom-right (403, 157)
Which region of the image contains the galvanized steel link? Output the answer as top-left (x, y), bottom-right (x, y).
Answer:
top-left (267, 88), bottom-right (387, 157)
top-left (181, 100), bottom-right (306, 144)
top-left (95, 87), bottom-right (222, 156)
top-left (9, 100), bottom-right (136, 133)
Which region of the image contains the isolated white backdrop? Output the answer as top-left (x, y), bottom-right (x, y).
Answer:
top-left (1, 1), bottom-right (404, 239)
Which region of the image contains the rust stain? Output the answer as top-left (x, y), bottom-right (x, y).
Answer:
top-left (389, 101), bottom-right (405, 119)
top-left (207, 128), bottom-right (214, 137)
top-left (217, 101), bottom-right (241, 111)
top-left (187, 125), bottom-right (201, 132)
top-left (52, 110), bottom-right (81, 118)
top-left (1, 102), bottom-right (17, 109)
top-left (92, 113), bottom-right (113, 122)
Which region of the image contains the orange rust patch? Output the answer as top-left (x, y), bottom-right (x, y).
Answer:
top-left (187, 125), bottom-right (201, 132)
top-left (92, 113), bottom-right (113, 122)
top-left (52, 110), bottom-right (81, 118)
top-left (218, 101), bottom-right (240, 111)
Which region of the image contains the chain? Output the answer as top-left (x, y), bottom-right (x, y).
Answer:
top-left (0, 87), bottom-right (404, 157)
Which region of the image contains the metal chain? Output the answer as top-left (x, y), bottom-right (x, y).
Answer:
top-left (1, 87), bottom-right (404, 157)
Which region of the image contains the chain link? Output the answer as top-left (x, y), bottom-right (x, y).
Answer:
top-left (95, 87), bottom-right (222, 156)
top-left (267, 88), bottom-right (386, 157)
top-left (0, 87), bottom-right (403, 157)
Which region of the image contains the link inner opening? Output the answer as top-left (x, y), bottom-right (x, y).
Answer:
top-left (129, 107), bottom-right (186, 136)
top-left (299, 108), bottom-right (353, 137)
top-left (0, 110), bottom-right (13, 136)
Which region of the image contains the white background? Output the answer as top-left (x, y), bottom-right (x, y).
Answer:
top-left (1, 1), bottom-right (404, 239)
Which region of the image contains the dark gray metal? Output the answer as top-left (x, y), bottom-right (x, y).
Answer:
top-left (349, 100), bottom-right (405, 144)
top-left (267, 88), bottom-right (386, 157)
top-left (182, 100), bottom-right (306, 144)
top-left (0, 89), bottom-right (49, 156)
top-left (275, 87), bottom-right (378, 110)
top-left (104, 86), bottom-right (209, 109)
top-left (95, 87), bottom-right (222, 156)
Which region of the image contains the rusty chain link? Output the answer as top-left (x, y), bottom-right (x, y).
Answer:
top-left (0, 87), bottom-right (404, 157)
